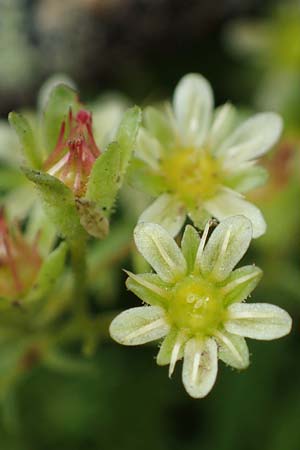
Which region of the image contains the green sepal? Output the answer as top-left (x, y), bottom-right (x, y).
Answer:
top-left (156, 328), bottom-right (185, 366)
top-left (221, 265), bottom-right (263, 306)
top-left (22, 167), bottom-right (85, 240)
top-left (8, 112), bottom-right (42, 169)
top-left (181, 225), bottom-right (200, 273)
top-left (86, 106), bottom-right (141, 216)
top-left (25, 242), bottom-right (68, 303)
top-left (125, 272), bottom-right (171, 307)
top-left (127, 158), bottom-right (166, 196)
top-left (43, 83), bottom-right (78, 153)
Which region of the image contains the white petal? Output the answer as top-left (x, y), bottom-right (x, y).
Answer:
top-left (224, 165), bottom-right (268, 194)
top-left (217, 113), bottom-right (282, 164)
top-left (144, 107), bottom-right (174, 148)
top-left (138, 194), bottom-right (186, 238)
top-left (204, 190), bottom-right (266, 238)
top-left (134, 222), bottom-right (187, 283)
top-left (209, 103), bottom-right (237, 152)
top-left (200, 215), bottom-right (252, 282)
top-left (136, 127), bottom-right (164, 171)
top-left (109, 306), bottom-right (170, 345)
top-left (173, 73), bottom-right (213, 147)
top-left (215, 330), bottom-right (249, 369)
top-left (225, 303), bottom-right (292, 340)
top-left (182, 337), bottom-right (218, 399)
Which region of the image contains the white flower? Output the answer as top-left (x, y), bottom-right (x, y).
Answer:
top-left (132, 73), bottom-right (282, 237)
top-left (109, 217), bottom-right (292, 398)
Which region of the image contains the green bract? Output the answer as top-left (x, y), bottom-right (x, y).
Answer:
top-left (109, 217), bottom-right (292, 398)
top-left (130, 73), bottom-right (282, 238)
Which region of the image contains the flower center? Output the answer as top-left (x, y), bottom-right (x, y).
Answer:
top-left (168, 275), bottom-right (226, 336)
top-left (44, 109), bottom-right (101, 197)
top-left (161, 148), bottom-right (221, 207)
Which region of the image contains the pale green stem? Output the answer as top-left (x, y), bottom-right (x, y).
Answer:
top-left (69, 237), bottom-right (87, 315)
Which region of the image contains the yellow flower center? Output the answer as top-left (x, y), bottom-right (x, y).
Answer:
top-left (161, 148), bottom-right (221, 208)
top-left (168, 275), bottom-right (226, 336)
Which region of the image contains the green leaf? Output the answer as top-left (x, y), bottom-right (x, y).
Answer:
top-left (22, 167), bottom-right (85, 240)
top-left (8, 112), bottom-right (42, 168)
top-left (26, 242), bottom-right (68, 303)
top-left (43, 84), bottom-right (78, 153)
top-left (86, 106), bottom-right (141, 216)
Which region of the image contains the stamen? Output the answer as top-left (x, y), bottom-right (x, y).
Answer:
top-left (169, 331), bottom-right (185, 378)
top-left (191, 347), bottom-right (202, 384)
top-left (150, 234), bottom-right (178, 273)
top-left (44, 108), bottom-right (101, 196)
top-left (211, 226), bottom-right (231, 278)
top-left (195, 220), bottom-right (211, 268)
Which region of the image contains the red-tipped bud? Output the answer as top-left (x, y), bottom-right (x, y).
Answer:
top-left (0, 211), bottom-right (42, 300)
top-left (44, 108), bottom-right (101, 196)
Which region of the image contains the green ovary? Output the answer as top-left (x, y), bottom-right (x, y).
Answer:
top-left (168, 275), bottom-right (226, 336)
top-left (161, 148), bottom-right (222, 208)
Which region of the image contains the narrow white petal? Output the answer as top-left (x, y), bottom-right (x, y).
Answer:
top-left (209, 103), bottom-right (237, 151)
top-left (109, 306), bottom-right (170, 346)
top-left (215, 330), bottom-right (249, 369)
top-left (194, 220), bottom-right (212, 270)
top-left (138, 194), bottom-right (186, 238)
top-left (144, 106), bottom-right (174, 148)
top-left (200, 216), bottom-right (252, 281)
top-left (134, 222), bottom-right (187, 283)
top-left (136, 127), bottom-right (164, 171)
top-left (225, 303), bottom-right (292, 340)
top-left (217, 112), bottom-right (282, 163)
top-left (182, 338), bottom-right (218, 399)
top-left (204, 190), bottom-right (266, 238)
top-left (173, 73), bottom-right (213, 147)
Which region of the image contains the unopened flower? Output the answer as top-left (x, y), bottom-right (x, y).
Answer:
top-left (0, 209), bottom-right (42, 300)
top-left (133, 73), bottom-right (282, 237)
top-left (110, 217), bottom-right (292, 398)
top-left (44, 109), bottom-right (101, 197)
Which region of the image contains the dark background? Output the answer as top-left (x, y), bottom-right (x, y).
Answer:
top-left (0, 1), bottom-right (300, 450)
